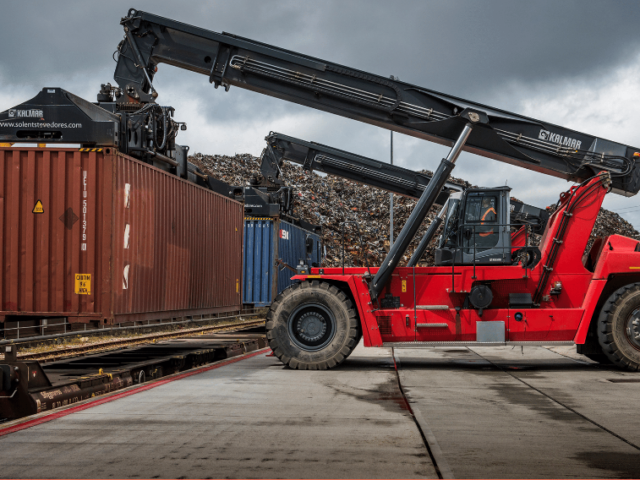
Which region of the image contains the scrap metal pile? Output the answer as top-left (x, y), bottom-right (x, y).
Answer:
top-left (191, 153), bottom-right (639, 268)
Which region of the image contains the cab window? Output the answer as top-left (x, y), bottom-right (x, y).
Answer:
top-left (465, 195), bottom-right (497, 223)
top-left (463, 194), bottom-right (499, 253)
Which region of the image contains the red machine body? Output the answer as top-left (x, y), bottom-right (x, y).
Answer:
top-left (294, 175), bottom-right (640, 347)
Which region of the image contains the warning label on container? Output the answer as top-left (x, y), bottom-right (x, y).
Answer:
top-left (75, 274), bottom-right (91, 295)
top-left (32, 200), bottom-right (44, 214)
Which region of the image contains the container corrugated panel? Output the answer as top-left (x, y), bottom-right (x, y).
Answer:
top-left (277, 220), bottom-right (321, 293)
top-left (0, 148), bottom-right (110, 318)
top-left (112, 153), bottom-right (243, 319)
top-left (242, 218), bottom-right (275, 307)
top-left (0, 147), bottom-right (244, 324)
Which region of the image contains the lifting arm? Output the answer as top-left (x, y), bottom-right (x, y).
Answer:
top-left (114, 8), bottom-right (639, 297)
top-left (116, 9), bottom-right (640, 197)
top-left (257, 132), bottom-right (463, 204)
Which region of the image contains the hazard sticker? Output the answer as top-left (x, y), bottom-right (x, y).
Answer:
top-left (75, 274), bottom-right (91, 295)
top-left (401, 280), bottom-right (407, 293)
top-left (33, 200), bottom-right (44, 214)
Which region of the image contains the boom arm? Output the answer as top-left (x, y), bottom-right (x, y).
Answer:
top-left (115, 8), bottom-right (639, 197)
top-left (260, 131), bottom-right (549, 231)
top-left (258, 132), bottom-right (463, 205)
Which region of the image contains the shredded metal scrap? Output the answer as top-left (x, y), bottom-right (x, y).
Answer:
top-left (191, 153), bottom-right (639, 267)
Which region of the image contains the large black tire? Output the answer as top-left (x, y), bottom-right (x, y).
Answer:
top-left (597, 282), bottom-right (640, 371)
top-left (266, 281), bottom-right (360, 370)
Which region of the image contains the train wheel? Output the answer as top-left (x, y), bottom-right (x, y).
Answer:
top-left (598, 282), bottom-right (640, 371)
top-left (266, 281), bottom-right (360, 370)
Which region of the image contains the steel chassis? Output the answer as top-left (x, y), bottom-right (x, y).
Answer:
top-left (294, 174), bottom-right (640, 347)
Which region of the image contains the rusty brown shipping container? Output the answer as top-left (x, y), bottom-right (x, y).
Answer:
top-left (0, 146), bottom-right (243, 330)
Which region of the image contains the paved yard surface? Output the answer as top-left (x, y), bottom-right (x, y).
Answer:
top-left (2, 343), bottom-right (639, 478)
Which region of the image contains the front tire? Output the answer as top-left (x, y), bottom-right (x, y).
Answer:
top-left (266, 281), bottom-right (360, 370)
top-left (597, 282), bottom-right (640, 371)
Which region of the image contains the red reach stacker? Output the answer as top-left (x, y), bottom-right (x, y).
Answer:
top-left (3, 9), bottom-right (640, 370)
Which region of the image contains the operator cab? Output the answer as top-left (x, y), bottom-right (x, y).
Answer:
top-left (435, 187), bottom-right (512, 266)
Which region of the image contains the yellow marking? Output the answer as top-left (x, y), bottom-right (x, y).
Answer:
top-left (630, 267), bottom-right (640, 270)
top-left (32, 200), bottom-right (44, 214)
top-left (402, 280), bottom-right (407, 293)
top-left (38, 143), bottom-right (46, 148)
top-left (75, 273), bottom-right (91, 295)
top-left (236, 279), bottom-right (239, 293)
top-left (0, 142), bottom-right (13, 147)
top-left (306, 275), bottom-right (321, 278)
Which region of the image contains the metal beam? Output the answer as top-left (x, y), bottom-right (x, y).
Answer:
top-left (116, 9), bottom-right (640, 196)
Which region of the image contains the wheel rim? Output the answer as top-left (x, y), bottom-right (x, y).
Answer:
top-left (288, 303), bottom-right (336, 351)
top-left (625, 308), bottom-right (640, 351)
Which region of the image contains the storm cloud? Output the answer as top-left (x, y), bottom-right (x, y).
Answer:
top-left (1, 0), bottom-right (639, 223)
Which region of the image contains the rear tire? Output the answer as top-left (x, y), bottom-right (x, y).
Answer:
top-left (597, 282), bottom-right (640, 371)
top-left (266, 281), bottom-right (360, 370)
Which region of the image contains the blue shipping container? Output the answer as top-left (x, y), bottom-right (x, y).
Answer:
top-left (277, 220), bottom-right (321, 293)
top-left (243, 219), bottom-right (275, 307)
top-left (243, 217), bottom-right (321, 306)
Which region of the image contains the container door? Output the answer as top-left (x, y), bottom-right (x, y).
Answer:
top-left (243, 218), bottom-right (274, 306)
top-left (277, 221), bottom-right (300, 294)
top-left (0, 148), bottom-right (107, 319)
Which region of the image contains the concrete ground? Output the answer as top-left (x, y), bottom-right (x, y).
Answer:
top-left (0, 345), bottom-right (436, 479)
top-left (395, 345), bottom-right (640, 479)
top-left (2, 343), bottom-right (639, 479)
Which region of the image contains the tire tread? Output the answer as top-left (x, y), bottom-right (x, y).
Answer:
top-left (267, 281), bottom-right (360, 370)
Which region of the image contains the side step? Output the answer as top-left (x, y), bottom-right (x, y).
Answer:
top-left (384, 341), bottom-right (575, 347)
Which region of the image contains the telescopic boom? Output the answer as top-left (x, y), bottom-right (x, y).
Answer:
top-left (115, 8), bottom-right (639, 197)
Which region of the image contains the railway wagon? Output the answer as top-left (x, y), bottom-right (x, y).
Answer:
top-left (0, 146), bottom-right (244, 338)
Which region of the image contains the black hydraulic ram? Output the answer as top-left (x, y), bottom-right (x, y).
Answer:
top-left (370, 118), bottom-right (476, 300)
top-left (407, 203), bottom-right (448, 267)
top-left (115, 9), bottom-right (640, 197)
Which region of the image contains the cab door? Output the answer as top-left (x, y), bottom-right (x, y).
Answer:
top-left (462, 192), bottom-right (500, 255)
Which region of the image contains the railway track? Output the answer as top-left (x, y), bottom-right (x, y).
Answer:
top-left (0, 320), bottom-right (269, 421)
top-left (10, 318), bottom-right (265, 363)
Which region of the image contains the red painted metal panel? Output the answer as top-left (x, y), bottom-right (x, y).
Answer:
top-left (0, 147), bottom-right (243, 325)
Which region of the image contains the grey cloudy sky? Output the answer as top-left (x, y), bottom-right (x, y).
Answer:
top-left (2, 0), bottom-right (640, 224)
